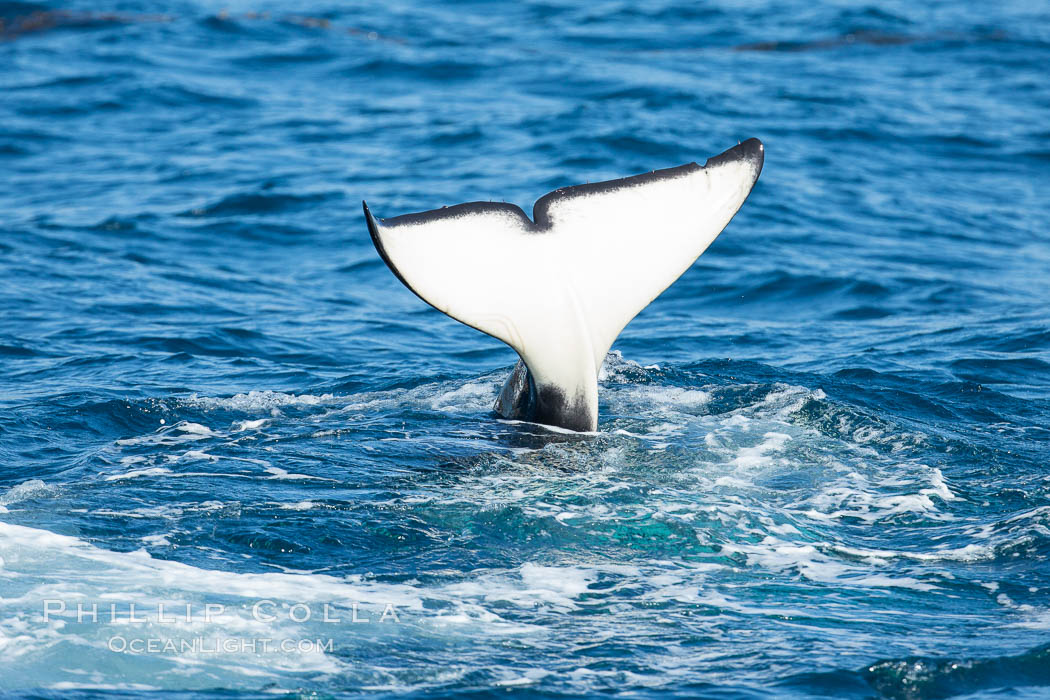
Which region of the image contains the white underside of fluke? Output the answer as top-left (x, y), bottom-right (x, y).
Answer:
top-left (365, 139), bottom-right (764, 431)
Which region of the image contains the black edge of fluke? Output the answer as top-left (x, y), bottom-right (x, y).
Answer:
top-left (362, 201), bottom-right (392, 276)
top-left (704, 137), bottom-right (764, 178)
top-left (362, 200), bottom-right (498, 341)
top-left (363, 200), bottom-right (426, 305)
top-left (365, 138), bottom-right (764, 235)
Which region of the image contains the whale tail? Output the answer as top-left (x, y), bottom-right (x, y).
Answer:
top-left (364, 138), bottom-right (764, 431)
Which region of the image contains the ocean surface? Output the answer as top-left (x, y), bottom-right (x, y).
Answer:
top-left (2, 1), bottom-right (1049, 697)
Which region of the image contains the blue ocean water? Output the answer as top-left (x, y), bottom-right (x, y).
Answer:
top-left (2, 0), bottom-right (1050, 697)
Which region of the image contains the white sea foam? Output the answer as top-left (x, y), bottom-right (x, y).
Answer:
top-left (598, 350), bottom-right (653, 382)
top-left (232, 418), bottom-right (269, 432)
top-left (116, 421), bottom-right (217, 447)
top-left (187, 391), bottom-right (336, 412)
top-left (607, 384), bottom-right (713, 415)
top-left (337, 377), bottom-right (502, 416)
top-left (0, 520), bottom-right (677, 688)
top-left (0, 480), bottom-right (55, 507)
top-left (0, 520), bottom-right (420, 681)
top-left (104, 467), bottom-right (174, 481)
top-left (728, 431), bottom-right (791, 469)
top-left (721, 539), bottom-right (937, 591)
top-left (264, 466), bottom-right (335, 482)
top-left (792, 463), bottom-right (957, 525)
top-left (178, 422), bottom-right (215, 436)
top-left (427, 380), bottom-right (499, 412)
top-left (278, 500), bottom-right (317, 511)
top-left (26, 354), bottom-right (1022, 691)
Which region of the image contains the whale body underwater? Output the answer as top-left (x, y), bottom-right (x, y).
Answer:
top-left (364, 138), bottom-right (764, 432)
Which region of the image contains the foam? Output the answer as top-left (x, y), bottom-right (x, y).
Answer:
top-left (49, 683), bottom-right (160, 691)
top-left (494, 669), bottom-right (551, 687)
top-left (278, 501), bottom-right (317, 511)
top-left (827, 542), bottom-right (994, 563)
top-left (598, 350), bottom-right (654, 382)
top-left (339, 377), bottom-right (501, 416)
top-left (427, 380), bottom-right (499, 412)
top-left (0, 521), bottom-right (678, 689)
top-left (264, 466), bottom-right (336, 482)
top-left (115, 421), bottom-right (217, 447)
top-left (0, 520), bottom-right (424, 682)
top-left (0, 521), bottom-right (622, 618)
top-left (497, 418), bottom-right (600, 436)
top-left (729, 431), bottom-right (791, 468)
top-left (722, 539), bottom-right (937, 591)
top-left (104, 467), bottom-right (174, 482)
top-left (186, 391), bottom-right (336, 412)
top-left (103, 464), bottom-right (336, 483)
top-left (178, 422), bottom-right (215, 436)
top-left (793, 464), bottom-right (958, 525)
top-left (608, 384), bottom-right (713, 414)
top-left (0, 480), bottom-right (55, 506)
top-left (14, 353), bottom-right (1028, 691)
top-left (232, 418), bottom-right (269, 432)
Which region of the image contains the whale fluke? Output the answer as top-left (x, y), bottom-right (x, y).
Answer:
top-left (364, 138), bottom-right (764, 432)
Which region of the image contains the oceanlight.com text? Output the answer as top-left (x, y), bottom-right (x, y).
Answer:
top-left (107, 636), bottom-right (335, 654)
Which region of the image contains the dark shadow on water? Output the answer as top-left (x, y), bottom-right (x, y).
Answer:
top-left (777, 642), bottom-right (1050, 699)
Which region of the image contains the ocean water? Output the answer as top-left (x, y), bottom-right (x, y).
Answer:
top-left (1, 0), bottom-right (1049, 697)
